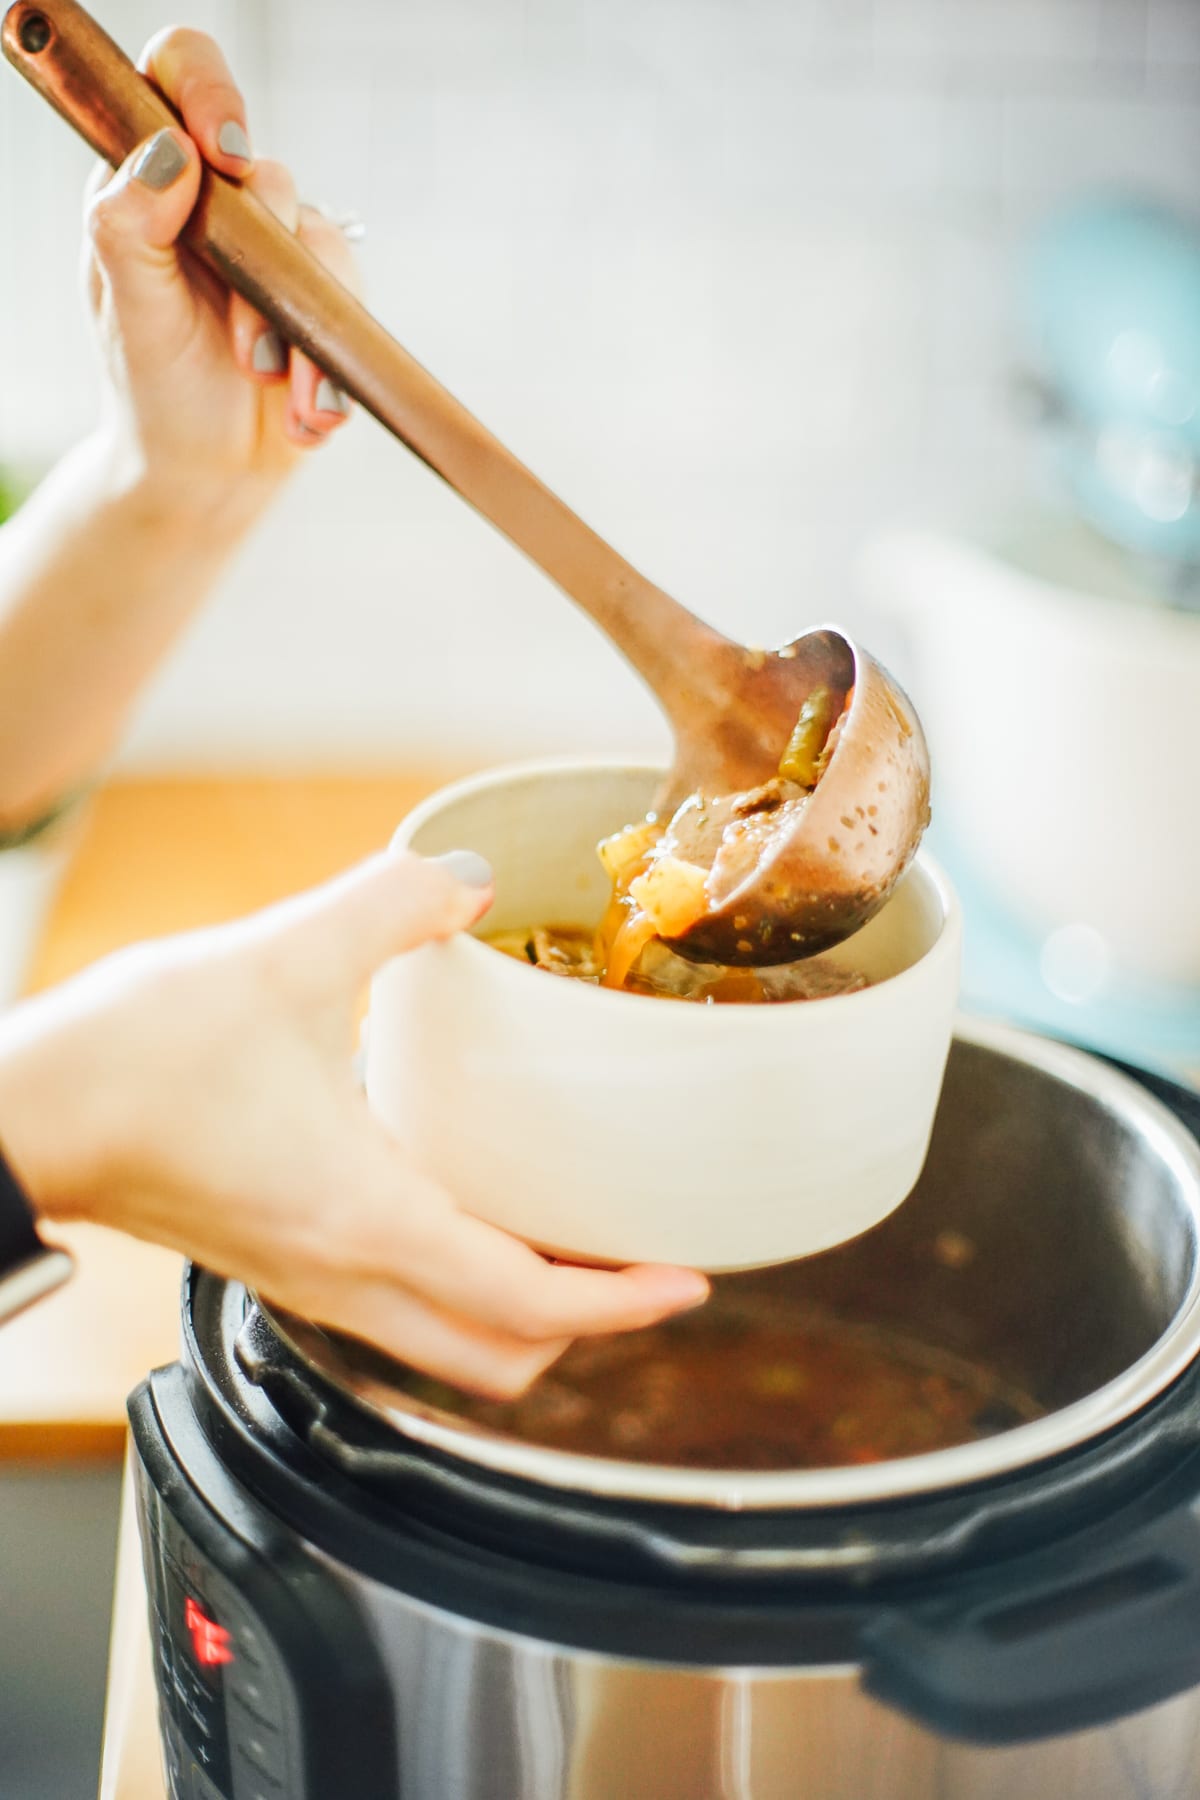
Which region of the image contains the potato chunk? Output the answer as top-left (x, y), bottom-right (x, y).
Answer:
top-left (628, 854), bottom-right (711, 938)
top-left (597, 818), bottom-right (661, 884)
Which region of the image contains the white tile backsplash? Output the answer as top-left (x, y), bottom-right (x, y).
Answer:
top-left (1001, 93), bottom-right (1200, 214)
top-left (1147, 0), bottom-right (1200, 69)
top-left (0, 0), bottom-right (1195, 768)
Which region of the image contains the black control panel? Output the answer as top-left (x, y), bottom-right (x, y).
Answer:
top-left (129, 1363), bottom-right (398, 1800)
top-left (139, 1476), bottom-right (300, 1798)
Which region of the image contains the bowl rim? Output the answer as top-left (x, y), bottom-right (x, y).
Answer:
top-left (390, 754), bottom-right (962, 1018)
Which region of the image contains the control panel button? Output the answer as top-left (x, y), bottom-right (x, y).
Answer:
top-left (228, 1669), bottom-right (275, 1723)
top-left (235, 1620), bottom-right (265, 1665)
top-left (234, 1720), bottom-right (287, 1785)
top-left (162, 1718), bottom-right (185, 1785)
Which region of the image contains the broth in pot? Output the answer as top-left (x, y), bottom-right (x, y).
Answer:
top-left (403, 1297), bottom-right (1046, 1471)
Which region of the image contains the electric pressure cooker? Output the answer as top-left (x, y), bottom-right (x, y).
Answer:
top-left (130, 1019), bottom-right (1200, 1800)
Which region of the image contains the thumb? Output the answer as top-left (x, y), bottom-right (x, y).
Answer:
top-left (265, 848), bottom-right (495, 988)
top-left (86, 128), bottom-right (201, 330)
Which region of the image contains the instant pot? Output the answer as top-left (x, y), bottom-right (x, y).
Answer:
top-left (129, 1019), bottom-right (1200, 1800)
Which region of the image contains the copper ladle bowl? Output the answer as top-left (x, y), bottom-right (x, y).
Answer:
top-left (659, 625), bottom-right (931, 965)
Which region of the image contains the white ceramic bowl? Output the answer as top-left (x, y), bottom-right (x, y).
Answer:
top-left (366, 760), bottom-right (962, 1272)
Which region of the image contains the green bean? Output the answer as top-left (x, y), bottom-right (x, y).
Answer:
top-left (778, 685), bottom-right (835, 786)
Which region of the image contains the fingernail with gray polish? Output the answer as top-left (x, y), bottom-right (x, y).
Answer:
top-left (252, 331), bottom-right (286, 375)
top-left (132, 130), bottom-right (188, 191)
top-left (314, 378), bottom-right (349, 417)
top-left (434, 850), bottom-right (494, 889)
top-left (217, 120), bottom-right (252, 162)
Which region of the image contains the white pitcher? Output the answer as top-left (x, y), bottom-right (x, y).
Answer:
top-left (858, 524), bottom-right (1200, 991)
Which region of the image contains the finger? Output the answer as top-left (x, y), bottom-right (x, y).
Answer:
top-left (312, 1279), bottom-right (569, 1400)
top-left (83, 158), bottom-right (110, 205)
top-left (344, 1128), bottom-right (711, 1341)
top-left (81, 159), bottom-right (110, 313)
top-left (85, 129), bottom-right (201, 328)
top-left (139, 26), bottom-right (253, 175)
top-left (250, 848), bottom-right (495, 989)
top-left (285, 207), bottom-right (361, 440)
top-left (400, 1197), bottom-right (712, 1340)
top-left (227, 158), bottom-right (300, 382)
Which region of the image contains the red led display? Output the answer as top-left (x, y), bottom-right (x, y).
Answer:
top-left (185, 1596), bottom-right (235, 1668)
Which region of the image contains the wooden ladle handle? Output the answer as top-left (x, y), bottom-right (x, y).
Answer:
top-left (1, 0), bottom-right (725, 708)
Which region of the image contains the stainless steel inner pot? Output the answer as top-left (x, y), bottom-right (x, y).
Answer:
top-left (265, 1017), bottom-right (1200, 1510)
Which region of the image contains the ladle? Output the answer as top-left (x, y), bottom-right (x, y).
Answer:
top-left (3, 0), bottom-right (931, 965)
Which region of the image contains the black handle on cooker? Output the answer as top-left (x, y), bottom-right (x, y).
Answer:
top-left (862, 1055), bottom-right (1200, 1745)
top-left (861, 1474), bottom-right (1200, 1744)
top-left (1102, 1052), bottom-right (1200, 1138)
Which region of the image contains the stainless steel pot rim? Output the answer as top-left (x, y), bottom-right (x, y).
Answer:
top-left (264, 1016), bottom-right (1200, 1512)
